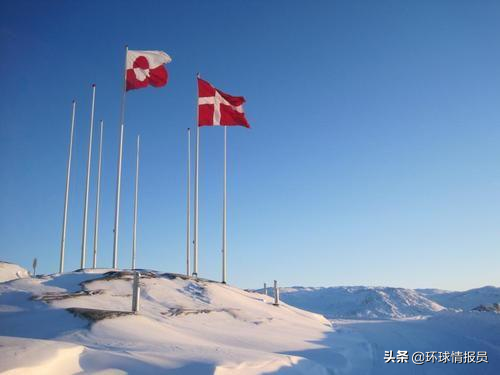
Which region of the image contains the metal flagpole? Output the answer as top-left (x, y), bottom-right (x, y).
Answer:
top-left (92, 120), bottom-right (104, 268)
top-left (81, 84), bottom-right (96, 269)
top-left (59, 100), bottom-right (76, 273)
top-left (193, 79), bottom-right (200, 277)
top-left (132, 135), bottom-right (140, 269)
top-left (113, 45), bottom-right (128, 269)
top-left (222, 126), bottom-right (227, 283)
top-left (186, 128), bottom-right (191, 276)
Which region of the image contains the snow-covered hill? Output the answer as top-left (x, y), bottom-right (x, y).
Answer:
top-left (0, 268), bottom-right (332, 374)
top-left (274, 286), bottom-right (445, 319)
top-left (1, 263), bottom-right (498, 374)
top-left (0, 261), bottom-right (30, 282)
top-left (418, 286), bottom-right (500, 311)
top-left (269, 285), bottom-right (500, 319)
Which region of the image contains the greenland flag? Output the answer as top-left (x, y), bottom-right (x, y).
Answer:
top-left (126, 50), bottom-right (172, 91)
top-left (198, 77), bottom-right (250, 128)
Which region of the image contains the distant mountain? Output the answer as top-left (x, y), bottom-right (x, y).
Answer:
top-left (415, 288), bottom-right (450, 296)
top-left (472, 303), bottom-right (500, 313)
top-left (0, 261), bottom-right (30, 283)
top-left (260, 285), bottom-right (500, 319)
top-left (272, 286), bottom-right (445, 319)
top-left (419, 286), bottom-right (500, 311)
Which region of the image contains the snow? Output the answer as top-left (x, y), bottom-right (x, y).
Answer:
top-left (1, 263), bottom-right (498, 374)
top-left (0, 337), bottom-right (84, 375)
top-left (274, 286), bottom-right (445, 319)
top-left (0, 262), bottom-right (30, 283)
top-left (0, 268), bottom-right (332, 374)
top-left (304, 313), bottom-right (500, 375)
top-left (267, 285), bottom-right (500, 373)
top-left (420, 286), bottom-right (500, 311)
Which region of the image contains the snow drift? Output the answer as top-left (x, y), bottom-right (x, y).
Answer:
top-left (1, 263), bottom-right (498, 374)
top-left (0, 268), bottom-right (332, 374)
top-left (0, 261), bottom-right (30, 283)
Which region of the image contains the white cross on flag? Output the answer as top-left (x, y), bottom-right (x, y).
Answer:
top-left (198, 77), bottom-right (250, 128)
top-left (126, 50), bottom-right (172, 91)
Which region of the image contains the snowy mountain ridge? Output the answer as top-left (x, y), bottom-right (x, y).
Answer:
top-left (274, 285), bottom-right (446, 319)
top-left (261, 285), bottom-right (500, 320)
top-left (418, 285), bottom-right (500, 311)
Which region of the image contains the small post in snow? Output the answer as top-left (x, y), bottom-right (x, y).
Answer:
top-left (273, 280), bottom-right (279, 306)
top-left (32, 258), bottom-right (37, 277)
top-left (263, 282), bottom-right (267, 296)
top-left (132, 271), bottom-right (140, 313)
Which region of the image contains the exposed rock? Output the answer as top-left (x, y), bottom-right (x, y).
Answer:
top-left (66, 307), bottom-right (134, 322)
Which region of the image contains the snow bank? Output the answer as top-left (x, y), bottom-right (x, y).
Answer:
top-left (1, 263), bottom-right (498, 374)
top-left (0, 262), bottom-right (30, 283)
top-left (0, 337), bottom-right (84, 374)
top-left (214, 355), bottom-right (330, 375)
top-left (0, 268), bottom-right (332, 374)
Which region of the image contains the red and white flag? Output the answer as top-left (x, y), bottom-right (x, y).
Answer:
top-left (126, 50), bottom-right (172, 91)
top-left (198, 77), bottom-right (250, 128)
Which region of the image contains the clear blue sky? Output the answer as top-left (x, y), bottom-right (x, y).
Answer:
top-left (1, 0), bottom-right (500, 290)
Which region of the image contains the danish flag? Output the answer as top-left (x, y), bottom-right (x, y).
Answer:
top-left (126, 50), bottom-right (172, 91)
top-left (197, 77), bottom-right (250, 128)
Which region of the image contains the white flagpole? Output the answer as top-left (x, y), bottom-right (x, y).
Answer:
top-left (132, 135), bottom-right (140, 269)
top-left (222, 126), bottom-right (227, 283)
top-left (113, 45), bottom-right (128, 269)
top-left (193, 88), bottom-right (200, 277)
top-left (92, 120), bottom-right (103, 268)
top-left (186, 128), bottom-right (191, 276)
top-left (81, 84), bottom-right (96, 269)
top-left (59, 100), bottom-right (76, 273)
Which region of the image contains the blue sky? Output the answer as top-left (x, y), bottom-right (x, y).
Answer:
top-left (1, 0), bottom-right (500, 290)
